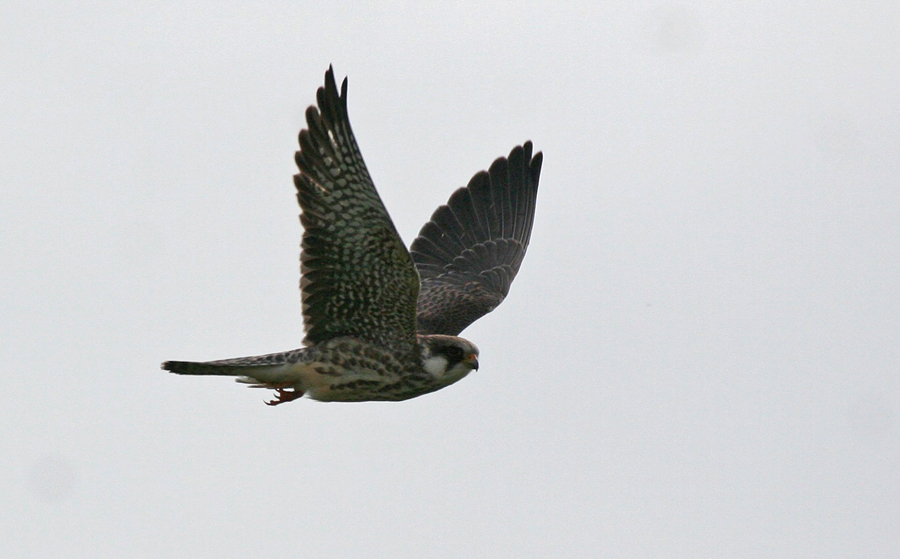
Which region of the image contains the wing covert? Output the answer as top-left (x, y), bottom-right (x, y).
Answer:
top-left (411, 142), bottom-right (542, 336)
top-left (294, 67), bottom-right (419, 350)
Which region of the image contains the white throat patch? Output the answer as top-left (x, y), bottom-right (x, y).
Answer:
top-left (423, 355), bottom-right (449, 376)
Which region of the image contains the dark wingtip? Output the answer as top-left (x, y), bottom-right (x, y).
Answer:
top-left (518, 140), bottom-right (542, 164)
top-left (315, 65), bottom-right (349, 121)
top-left (517, 140), bottom-right (542, 184)
top-left (531, 150), bottom-right (543, 176)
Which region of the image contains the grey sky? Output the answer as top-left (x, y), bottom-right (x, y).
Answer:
top-left (2, 1), bottom-right (898, 558)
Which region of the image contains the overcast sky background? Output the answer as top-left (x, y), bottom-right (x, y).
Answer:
top-left (2, 1), bottom-right (898, 558)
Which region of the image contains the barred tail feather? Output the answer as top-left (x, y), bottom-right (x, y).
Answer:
top-left (161, 360), bottom-right (255, 377)
top-left (161, 349), bottom-right (308, 387)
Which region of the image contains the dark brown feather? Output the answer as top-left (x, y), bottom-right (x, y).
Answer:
top-left (411, 142), bottom-right (542, 336)
top-left (293, 67), bottom-right (420, 350)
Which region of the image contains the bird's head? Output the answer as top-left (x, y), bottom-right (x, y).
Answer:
top-left (419, 335), bottom-right (480, 385)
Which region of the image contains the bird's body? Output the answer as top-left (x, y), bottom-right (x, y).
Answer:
top-left (162, 67), bottom-right (541, 405)
top-left (165, 335), bottom-right (478, 403)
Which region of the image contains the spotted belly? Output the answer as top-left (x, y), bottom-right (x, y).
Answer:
top-left (303, 365), bottom-right (442, 402)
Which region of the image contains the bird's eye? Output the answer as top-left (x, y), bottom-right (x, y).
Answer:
top-left (446, 346), bottom-right (463, 359)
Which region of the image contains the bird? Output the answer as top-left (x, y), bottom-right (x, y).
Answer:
top-left (162, 67), bottom-right (542, 405)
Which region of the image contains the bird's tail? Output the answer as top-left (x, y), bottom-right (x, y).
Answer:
top-left (161, 349), bottom-right (306, 386)
top-left (162, 360), bottom-right (259, 377)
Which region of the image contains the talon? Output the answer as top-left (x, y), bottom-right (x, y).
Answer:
top-left (265, 387), bottom-right (304, 406)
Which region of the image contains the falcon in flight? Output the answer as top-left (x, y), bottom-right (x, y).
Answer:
top-left (162, 67), bottom-right (542, 405)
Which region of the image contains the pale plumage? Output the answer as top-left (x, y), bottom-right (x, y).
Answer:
top-left (162, 67), bottom-right (541, 404)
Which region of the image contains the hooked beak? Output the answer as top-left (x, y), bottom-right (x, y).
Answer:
top-left (465, 353), bottom-right (479, 371)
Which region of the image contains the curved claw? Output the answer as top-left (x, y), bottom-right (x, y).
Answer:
top-left (265, 388), bottom-right (305, 406)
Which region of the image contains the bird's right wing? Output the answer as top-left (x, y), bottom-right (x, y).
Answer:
top-left (294, 67), bottom-right (420, 350)
top-left (410, 142), bottom-right (542, 336)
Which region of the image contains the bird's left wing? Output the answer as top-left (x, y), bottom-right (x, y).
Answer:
top-left (411, 142), bottom-right (542, 336)
top-left (294, 67), bottom-right (420, 350)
